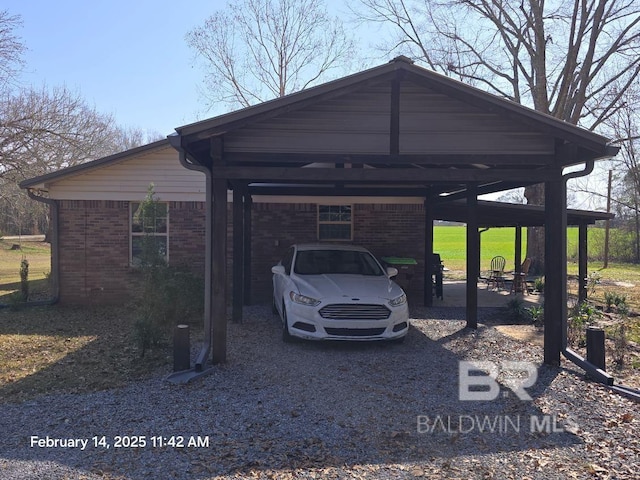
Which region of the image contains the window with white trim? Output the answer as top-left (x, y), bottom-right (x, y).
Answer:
top-left (130, 201), bottom-right (169, 265)
top-left (318, 205), bottom-right (352, 241)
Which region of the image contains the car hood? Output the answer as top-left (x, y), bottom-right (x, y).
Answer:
top-left (292, 274), bottom-right (404, 301)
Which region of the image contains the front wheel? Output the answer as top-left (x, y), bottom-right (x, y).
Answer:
top-left (282, 303), bottom-right (295, 343)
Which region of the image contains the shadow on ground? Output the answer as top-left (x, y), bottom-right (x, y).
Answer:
top-left (0, 304), bottom-right (580, 479)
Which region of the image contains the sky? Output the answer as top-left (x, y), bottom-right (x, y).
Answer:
top-left (4, 0), bottom-right (373, 138)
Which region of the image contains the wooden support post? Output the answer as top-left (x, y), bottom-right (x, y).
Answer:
top-left (211, 138), bottom-right (228, 364)
top-left (578, 223), bottom-right (588, 304)
top-left (466, 183), bottom-right (479, 329)
top-left (544, 177), bottom-right (567, 365)
top-left (232, 186), bottom-right (244, 323)
top-left (243, 193), bottom-right (252, 306)
top-left (424, 196), bottom-right (434, 307)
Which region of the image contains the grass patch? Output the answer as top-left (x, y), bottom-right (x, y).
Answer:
top-left (435, 225), bottom-right (526, 272)
top-left (0, 240), bottom-right (51, 301)
top-left (0, 305), bottom-right (179, 404)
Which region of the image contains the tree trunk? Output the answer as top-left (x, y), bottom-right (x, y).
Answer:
top-left (524, 183), bottom-right (545, 274)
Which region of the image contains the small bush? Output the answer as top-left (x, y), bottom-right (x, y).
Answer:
top-left (568, 301), bottom-right (600, 348)
top-left (19, 258), bottom-right (29, 301)
top-left (526, 305), bottom-right (544, 326)
top-left (533, 277), bottom-right (544, 293)
top-left (506, 297), bottom-right (528, 322)
top-left (610, 323), bottom-right (628, 367)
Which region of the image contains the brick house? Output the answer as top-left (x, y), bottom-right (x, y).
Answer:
top-left (20, 139), bottom-right (434, 304)
top-left (22, 58), bottom-right (617, 367)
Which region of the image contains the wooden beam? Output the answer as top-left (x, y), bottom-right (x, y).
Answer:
top-left (578, 223), bottom-right (588, 304)
top-left (246, 186), bottom-right (441, 197)
top-left (544, 176), bottom-right (567, 365)
top-left (224, 152), bottom-right (556, 166)
top-left (211, 137), bottom-right (227, 364)
top-left (466, 183), bottom-right (479, 329)
top-left (232, 187), bottom-right (244, 323)
top-left (210, 166), bottom-right (556, 183)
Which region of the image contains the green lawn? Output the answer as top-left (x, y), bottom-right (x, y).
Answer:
top-left (435, 225), bottom-right (610, 272)
top-left (0, 240), bottom-right (51, 302)
top-left (435, 225), bottom-right (526, 271)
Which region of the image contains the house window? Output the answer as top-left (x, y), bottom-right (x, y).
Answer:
top-left (130, 202), bottom-right (169, 265)
top-left (318, 205), bottom-right (352, 241)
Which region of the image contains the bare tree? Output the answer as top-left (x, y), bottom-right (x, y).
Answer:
top-left (356, 0), bottom-right (640, 271)
top-left (0, 86), bottom-right (156, 235)
top-left (186, 0), bottom-right (355, 110)
top-left (0, 10), bottom-right (25, 89)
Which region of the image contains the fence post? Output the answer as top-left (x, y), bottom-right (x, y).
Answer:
top-left (586, 326), bottom-right (606, 372)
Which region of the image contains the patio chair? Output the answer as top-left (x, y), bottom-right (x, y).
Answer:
top-left (487, 255), bottom-right (507, 290)
top-left (511, 258), bottom-right (532, 294)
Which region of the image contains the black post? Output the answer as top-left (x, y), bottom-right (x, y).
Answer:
top-left (243, 193), bottom-right (253, 305)
top-left (586, 327), bottom-right (606, 371)
top-left (578, 223), bottom-right (588, 304)
top-left (544, 176), bottom-right (567, 365)
top-left (424, 196), bottom-right (434, 307)
top-left (232, 186), bottom-right (244, 323)
top-left (173, 324), bottom-right (190, 372)
top-left (466, 183), bottom-right (479, 329)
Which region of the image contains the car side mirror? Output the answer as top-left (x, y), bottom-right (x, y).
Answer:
top-left (271, 265), bottom-right (286, 275)
top-left (386, 267), bottom-right (398, 278)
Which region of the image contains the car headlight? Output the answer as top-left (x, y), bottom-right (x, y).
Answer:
top-left (290, 291), bottom-right (321, 306)
top-left (389, 293), bottom-right (407, 307)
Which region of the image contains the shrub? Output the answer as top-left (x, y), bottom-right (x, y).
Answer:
top-left (505, 297), bottom-right (528, 322)
top-left (610, 323), bottom-right (628, 367)
top-left (526, 304), bottom-right (544, 326)
top-left (568, 301), bottom-right (600, 348)
top-left (19, 258), bottom-right (29, 301)
top-left (533, 277), bottom-right (544, 293)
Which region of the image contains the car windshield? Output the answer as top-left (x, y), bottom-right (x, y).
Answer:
top-left (294, 249), bottom-right (385, 276)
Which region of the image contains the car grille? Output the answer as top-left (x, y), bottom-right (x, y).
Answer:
top-left (319, 304), bottom-right (391, 320)
top-left (325, 327), bottom-right (386, 337)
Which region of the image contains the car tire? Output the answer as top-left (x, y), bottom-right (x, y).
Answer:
top-left (282, 302), bottom-right (295, 343)
top-left (390, 335), bottom-right (406, 344)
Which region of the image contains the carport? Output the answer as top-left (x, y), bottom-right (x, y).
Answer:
top-left (169, 57), bottom-right (618, 369)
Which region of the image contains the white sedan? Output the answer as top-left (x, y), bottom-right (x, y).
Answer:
top-left (271, 244), bottom-right (409, 342)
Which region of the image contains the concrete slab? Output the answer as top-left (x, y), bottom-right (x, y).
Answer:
top-left (429, 280), bottom-right (543, 308)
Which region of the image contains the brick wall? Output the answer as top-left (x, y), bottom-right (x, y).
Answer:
top-left (57, 200), bottom-right (209, 304)
top-left (56, 200), bottom-right (427, 304)
top-left (58, 200), bottom-right (133, 304)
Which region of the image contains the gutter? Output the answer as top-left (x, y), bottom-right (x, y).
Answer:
top-left (0, 189), bottom-right (60, 308)
top-left (559, 156), bottom-right (640, 402)
top-left (169, 135), bottom-right (213, 372)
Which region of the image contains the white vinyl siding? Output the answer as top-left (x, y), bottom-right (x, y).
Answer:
top-left (48, 146), bottom-right (206, 201)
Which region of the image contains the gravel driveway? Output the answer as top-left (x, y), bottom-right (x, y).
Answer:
top-left (1, 306), bottom-right (638, 479)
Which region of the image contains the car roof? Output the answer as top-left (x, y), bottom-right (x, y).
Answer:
top-left (294, 244), bottom-right (371, 253)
